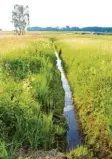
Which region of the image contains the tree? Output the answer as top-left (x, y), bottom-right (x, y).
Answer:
top-left (66, 25), bottom-right (70, 31)
top-left (12, 4), bottom-right (29, 35)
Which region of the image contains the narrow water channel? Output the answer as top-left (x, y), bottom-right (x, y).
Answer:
top-left (55, 51), bottom-right (81, 150)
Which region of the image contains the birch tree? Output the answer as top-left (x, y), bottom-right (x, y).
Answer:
top-left (12, 4), bottom-right (29, 35)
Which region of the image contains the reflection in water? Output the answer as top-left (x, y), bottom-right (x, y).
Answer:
top-left (55, 51), bottom-right (81, 150)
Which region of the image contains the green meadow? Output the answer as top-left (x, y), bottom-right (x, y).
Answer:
top-left (56, 34), bottom-right (112, 159)
top-left (0, 32), bottom-right (112, 159)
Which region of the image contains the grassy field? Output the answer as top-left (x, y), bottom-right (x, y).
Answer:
top-left (56, 34), bottom-right (112, 159)
top-left (0, 32), bottom-right (112, 159)
top-left (0, 34), bottom-right (67, 158)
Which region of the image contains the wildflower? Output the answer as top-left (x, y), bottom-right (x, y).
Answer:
top-left (17, 148), bottom-right (27, 156)
top-left (5, 61), bottom-right (9, 69)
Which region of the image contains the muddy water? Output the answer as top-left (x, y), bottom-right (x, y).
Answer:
top-left (55, 51), bottom-right (81, 150)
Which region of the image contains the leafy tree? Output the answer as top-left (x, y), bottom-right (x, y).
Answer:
top-left (12, 4), bottom-right (29, 35)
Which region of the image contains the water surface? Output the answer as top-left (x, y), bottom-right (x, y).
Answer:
top-left (55, 51), bottom-right (81, 150)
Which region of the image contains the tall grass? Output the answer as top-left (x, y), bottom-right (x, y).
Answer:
top-left (0, 39), bottom-right (66, 158)
top-left (56, 35), bottom-right (112, 158)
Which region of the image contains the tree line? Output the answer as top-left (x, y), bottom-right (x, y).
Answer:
top-left (27, 26), bottom-right (112, 33)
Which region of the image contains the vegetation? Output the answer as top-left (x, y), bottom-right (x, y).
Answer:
top-left (27, 26), bottom-right (112, 33)
top-left (56, 34), bottom-right (112, 158)
top-left (68, 145), bottom-right (93, 159)
top-left (0, 37), bottom-right (66, 158)
top-left (12, 4), bottom-right (29, 35)
top-left (1, 32), bottom-right (112, 159)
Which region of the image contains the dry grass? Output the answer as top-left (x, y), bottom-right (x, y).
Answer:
top-left (0, 34), bottom-right (41, 55)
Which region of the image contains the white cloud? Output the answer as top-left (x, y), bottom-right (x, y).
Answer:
top-left (0, 0), bottom-right (112, 30)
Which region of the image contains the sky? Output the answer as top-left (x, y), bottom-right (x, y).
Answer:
top-left (0, 0), bottom-right (112, 30)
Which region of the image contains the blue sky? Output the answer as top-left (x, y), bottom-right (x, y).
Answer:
top-left (0, 0), bottom-right (112, 30)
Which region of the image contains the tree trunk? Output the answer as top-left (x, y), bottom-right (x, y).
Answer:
top-left (19, 28), bottom-right (22, 35)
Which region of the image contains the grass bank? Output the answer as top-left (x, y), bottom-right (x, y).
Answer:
top-left (56, 35), bottom-right (112, 159)
top-left (0, 38), bottom-right (67, 158)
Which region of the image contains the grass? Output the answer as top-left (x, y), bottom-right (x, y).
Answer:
top-left (0, 35), bottom-right (40, 55)
top-left (1, 32), bottom-right (112, 158)
top-left (68, 145), bottom-right (93, 159)
top-left (56, 34), bottom-right (112, 158)
top-left (0, 36), bottom-right (66, 158)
